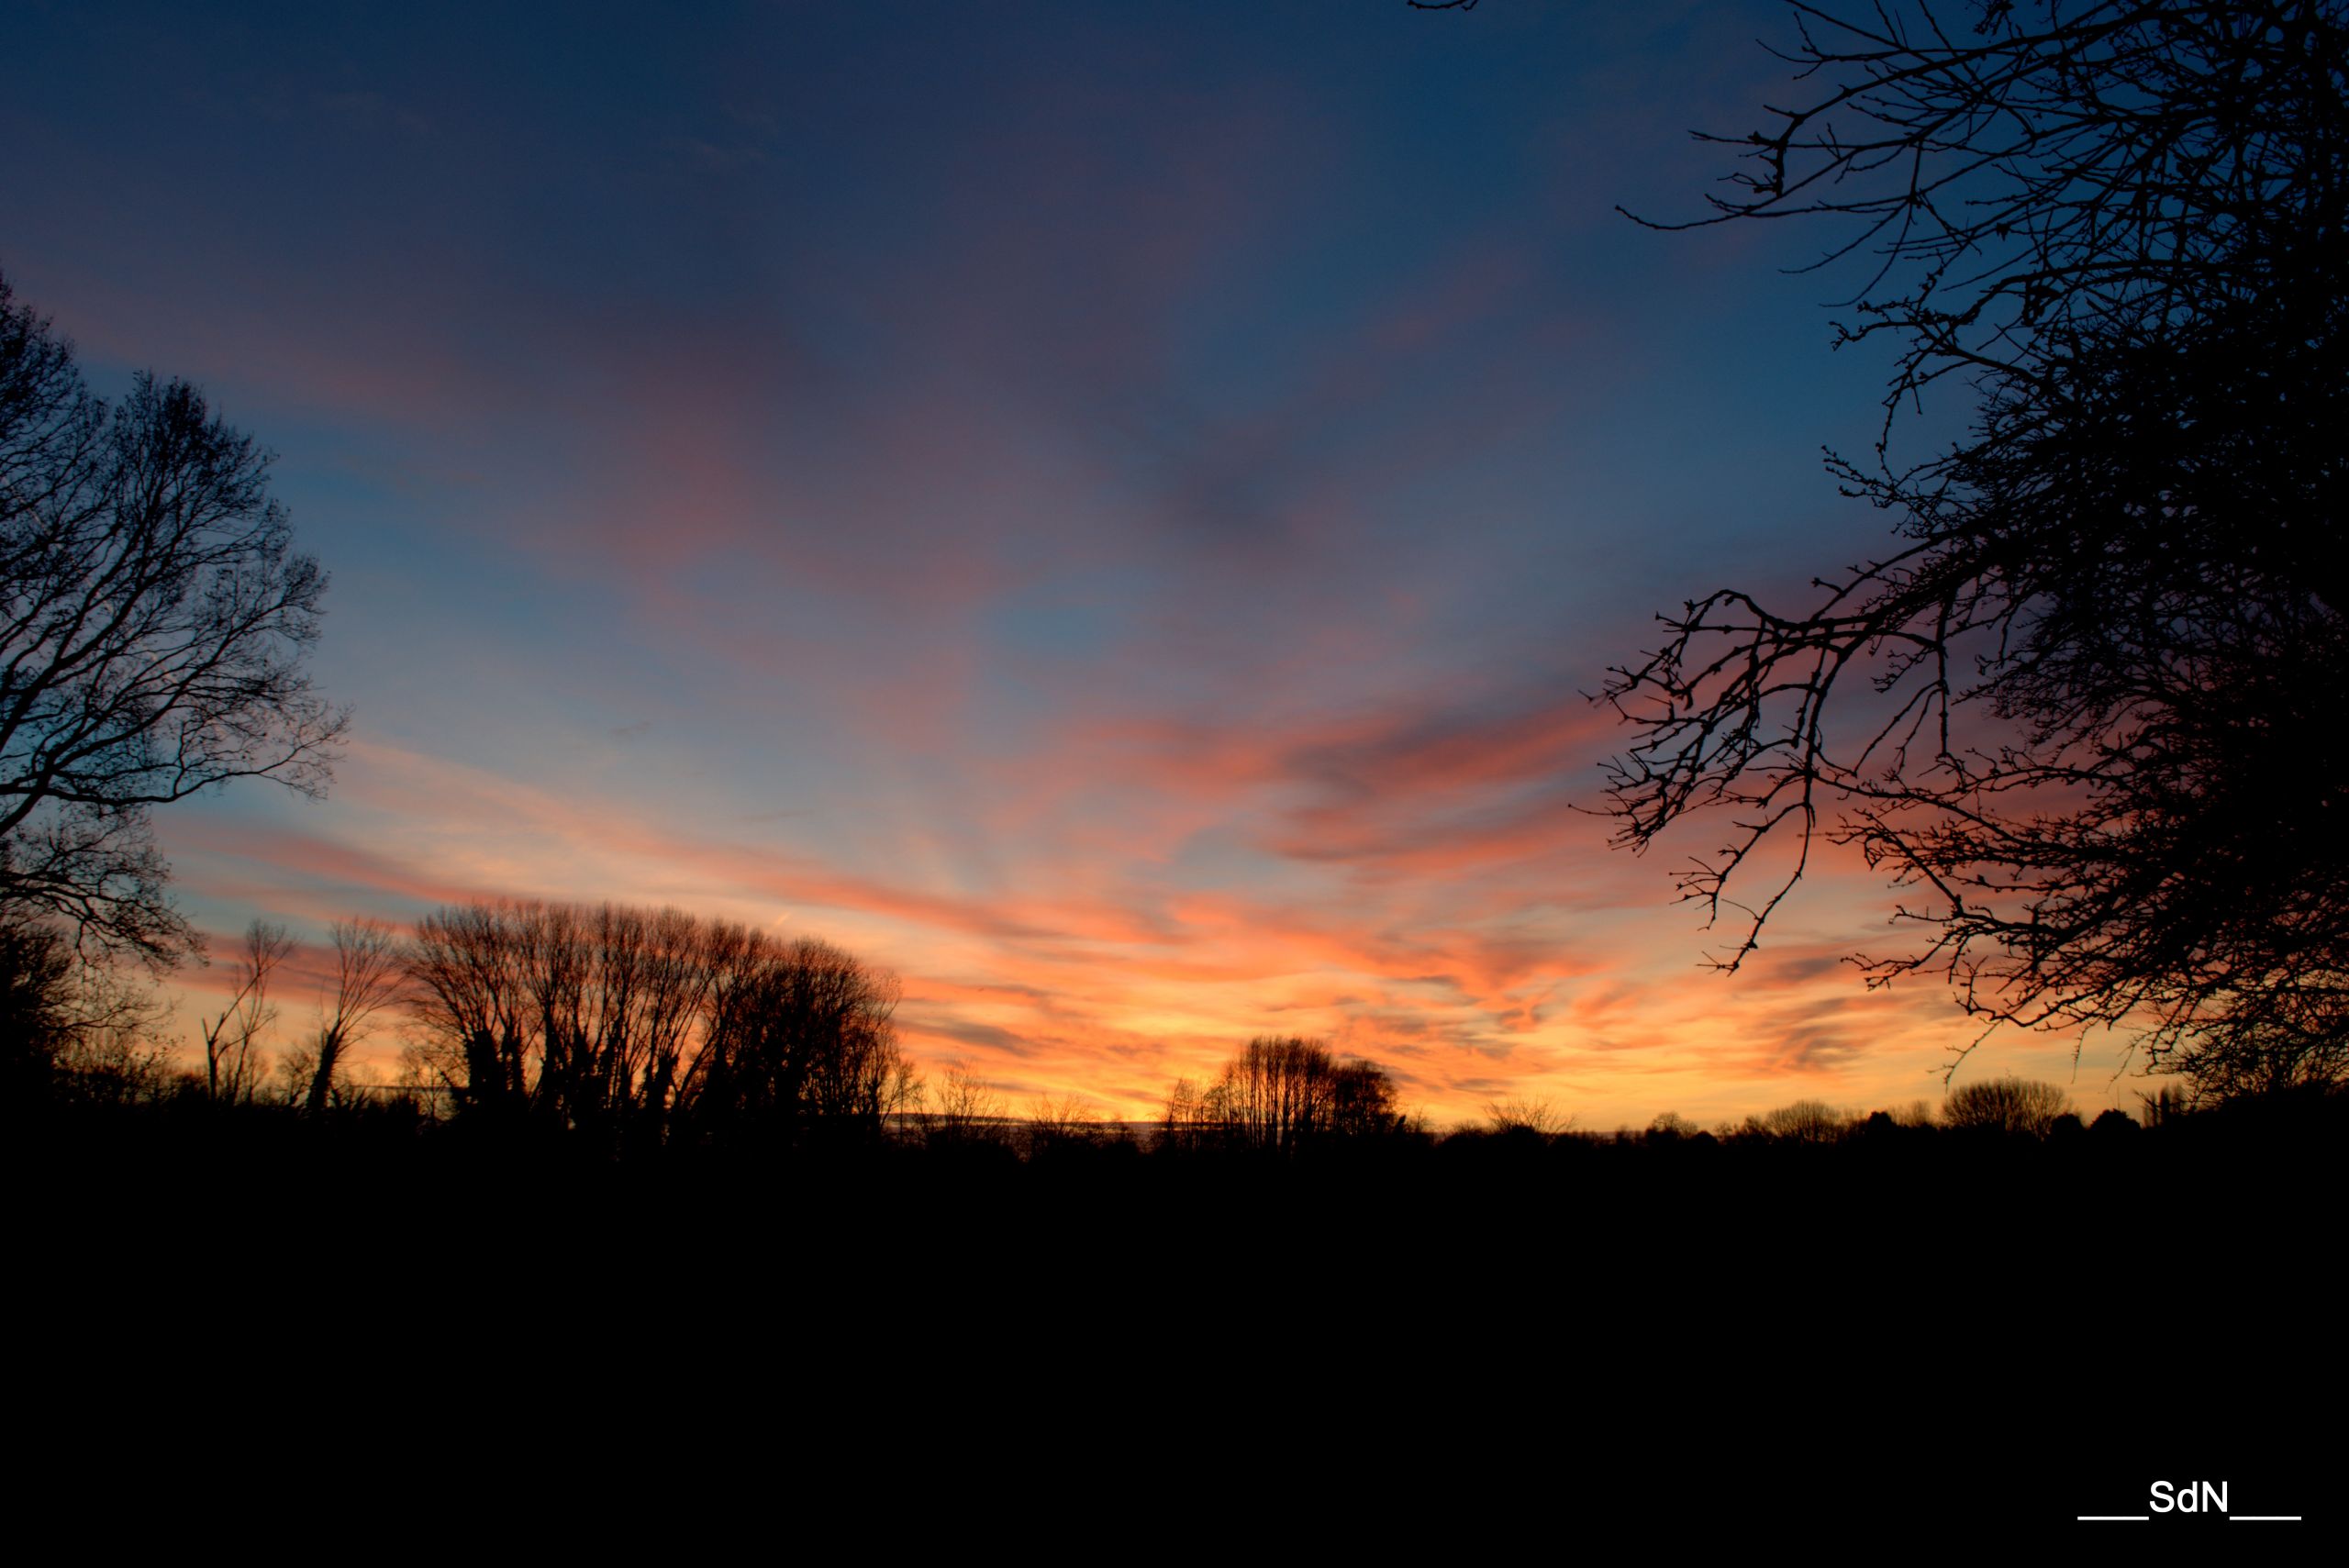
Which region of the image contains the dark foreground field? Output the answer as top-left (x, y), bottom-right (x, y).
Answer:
top-left (13, 1100), bottom-right (2339, 1551)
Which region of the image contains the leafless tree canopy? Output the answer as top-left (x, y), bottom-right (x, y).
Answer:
top-left (1482, 1096), bottom-right (1572, 1138)
top-left (1163, 1036), bottom-right (1402, 1155)
top-left (1941, 1074), bottom-right (2074, 1135)
top-left (1600, 3), bottom-right (2349, 1093)
top-left (200, 917), bottom-right (291, 1105)
top-left (0, 903), bottom-right (173, 1103)
top-left (926, 1060), bottom-right (1009, 1151)
top-left (305, 918), bottom-right (405, 1115)
top-left (0, 271), bottom-right (348, 964)
top-left (407, 898), bottom-right (915, 1151)
top-left (1753, 1099), bottom-right (1852, 1144)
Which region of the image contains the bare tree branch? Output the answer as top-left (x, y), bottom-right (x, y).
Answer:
top-left (1598, 2), bottom-right (2349, 1095)
top-left (0, 270), bottom-right (349, 965)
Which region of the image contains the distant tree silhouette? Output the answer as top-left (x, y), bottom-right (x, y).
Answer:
top-left (678, 929), bottom-right (915, 1151)
top-left (1160, 1074), bottom-right (1220, 1156)
top-left (407, 897), bottom-right (917, 1151)
top-left (1753, 1099), bottom-right (1848, 1145)
top-left (406, 900), bottom-right (535, 1123)
top-left (1597, 3), bottom-right (2349, 1098)
top-left (304, 919), bottom-right (404, 1115)
top-left (1482, 1096), bottom-right (1570, 1138)
top-left (1162, 1037), bottom-right (1402, 1156)
top-left (1224, 1037), bottom-right (1330, 1153)
top-left (1328, 1056), bottom-right (1404, 1140)
top-left (1024, 1092), bottom-right (1111, 1160)
top-left (925, 1060), bottom-right (1010, 1153)
top-left (0, 270), bottom-right (346, 965)
top-left (1940, 1076), bottom-right (2072, 1138)
top-left (2137, 1083), bottom-right (2198, 1128)
top-left (535, 903), bottom-right (710, 1146)
top-left (2087, 1106), bottom-right (2139, 1139)
top-left (199, 919), bottom-right (290, 1105)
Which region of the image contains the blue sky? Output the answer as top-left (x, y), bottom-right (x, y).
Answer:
top-left (0, 1), bottom-right (2150, 1122)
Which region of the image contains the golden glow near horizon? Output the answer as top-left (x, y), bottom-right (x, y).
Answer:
top-left (155, 740), bottom-right (2155, 1129)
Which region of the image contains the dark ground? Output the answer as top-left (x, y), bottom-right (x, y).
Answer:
top-left (13, 1105), bottom-right (2338, 1551)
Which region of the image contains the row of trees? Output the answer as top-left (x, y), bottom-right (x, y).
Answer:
top-left (10, 903), bottom-right (2295, 1159)
top-left (406, 899), bottom-right (916, 1150)
top-left (6, 896), bottom-right (920, 1153)
top-left (1721, 1076), bottom-right (2086, 1143)
top-left (1153, 1049), bottom-right (2138, 1153)
top-left (1161, 1036), bottom-right (1406, 1155)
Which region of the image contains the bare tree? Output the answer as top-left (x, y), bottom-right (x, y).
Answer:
top-left (928, 1060), bottom-right (1008, 1151)
top-left (1752, 1099), bottom-right (1850, 1145)
top-left (1221, 1036), bottom-right (1335, 1155)
top-left (1024, 1098), bottom-right (1122, 1159)
top-left (1482, 1096), bottom-right (1571, 1138)
top-left (1160, 1075), bottom-right (1220, 1156)
top-left (406, 897), bottom-right (917, 1151)
top-left (1941, 1076), bottom-right (2073, 1137)
top-left (678, 930), bottom-right (914, 1149)
top-left (2, 906), bottom-right (169, 1102)
top-left (1597, 3), bottom-right (2349, 1095)
top-left (407, 899), bottom-right (535, 1119)
top-left (1329, 1057), bottom-right (1405, 1140)
top-left (305, 919), bottom-right (404, 1114)
top-left (199, 918), bottom-right (291, 1104)
top-left (0, 271), bottom-right (348, 965)
top-left (1647, 1111), bottom-right (1698, 1140)
top-left (1163, 1038), bottom-right (1403, 1156)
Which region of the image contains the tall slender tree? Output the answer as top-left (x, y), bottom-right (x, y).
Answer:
top-left (199, 918), bottom-right (291, 1104)
top-left (305, 919), bottom-right (404, 1114)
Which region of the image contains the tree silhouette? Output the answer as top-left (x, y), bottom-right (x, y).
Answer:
top-left (925, 1060), bottom-right (1009, 1152)
top-left (1752, 1099), bottom-right (1849, 1145)
top-left (680, 929), bottom-right (914, 1150)
top-left (407, 897), bottom-right (916, 1151)
top-left (1481, 1096), bottom-right (1570, 1138)
top-left (1162, 1037), bottom-right (1402, 1156)
top-left (199, 918), bottom-right (290, 1104)
top-left (1024, 1092), bottom-right (1110, 1160)
top-left (305, 918), bottom-right (403, 1114)
top-left (0, 910), bottom-right (74, 1103)
top-left (1328, 1056), bottom-right (1405, 1140)
top-left (2, 900), bottom-right (172, 1106)
top-left (0, 270), bottom-right (347, 964)
top-left (1598, 3), bottom-right (2349, 1095)
top-left (1940, 1075), bottom-right (2073, 1137)
top-left (406, 899), bottom-right (535, 1122)
top-left (1221, 1036), bottom-right (1334, 1155)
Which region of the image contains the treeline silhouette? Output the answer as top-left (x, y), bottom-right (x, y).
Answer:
top-left (13, 892), bottom-right (2344, 1199)
top-left (15, 894), bottom-right (2336, 1540)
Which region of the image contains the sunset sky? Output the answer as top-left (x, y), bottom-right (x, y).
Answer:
top-left (1, 1), bottom-right (2160, 1125)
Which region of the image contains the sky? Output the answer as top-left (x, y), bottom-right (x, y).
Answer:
top-left (0, 0), bottom-right (2163, 1126)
